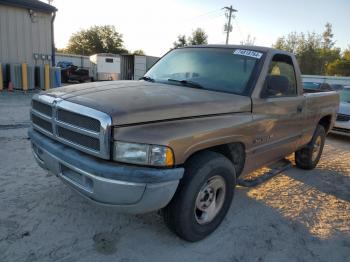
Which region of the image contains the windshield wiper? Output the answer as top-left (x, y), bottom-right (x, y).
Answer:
top-left (140, 76), bottom-right (155, 82)
top-left (167, 79), bottom-right (204, 89)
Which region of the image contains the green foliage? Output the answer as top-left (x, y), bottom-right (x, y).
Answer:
top-left (66, 25), bottom-right (128, 56)
top-left (326, 59), bottom-right (350, 76)
top-left (342, 47), bottom-right (350, 60)
top-left (326, 48), bottom-right (350, 76)
top-left (173, 28), bottom-right (208, 48)
top-left (188, 28), bottom-right (208, 45)
top-left (272, 23), bottom-right (349, 76)
top-left (173, 35), bottom-right (188, 48)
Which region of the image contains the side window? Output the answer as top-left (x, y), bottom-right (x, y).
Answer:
top-left (262, 54), bottom-right (297, 98)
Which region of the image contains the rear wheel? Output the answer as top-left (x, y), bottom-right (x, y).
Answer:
top-left (295, 125), bottom-right (326, 170)
top-left (162, 151), bottom-right (236, 242)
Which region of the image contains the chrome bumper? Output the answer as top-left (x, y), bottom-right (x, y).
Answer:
top-left (29, 128), bottom-right (183, 213)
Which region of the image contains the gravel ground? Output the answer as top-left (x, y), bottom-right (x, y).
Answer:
top-left (0, 92), bottom-right (349, 262)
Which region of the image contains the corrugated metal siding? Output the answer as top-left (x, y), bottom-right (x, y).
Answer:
top-left (146, 56), bottom-right (159, 71)
top-left (0, 4), bottom-right (52, 65)
top-left (134, 55), bottom-right (146, 80)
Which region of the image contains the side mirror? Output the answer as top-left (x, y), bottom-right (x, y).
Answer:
top-left (263, 75), bottom-right (289, 97)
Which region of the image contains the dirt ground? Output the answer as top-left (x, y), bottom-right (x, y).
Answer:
top-left (0, 92), bottom-right (349, 262)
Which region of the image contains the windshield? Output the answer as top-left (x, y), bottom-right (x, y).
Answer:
top-left (144, 48), bottom-right (263, 95)
top-left (339, 88), bottom-right (350, 103)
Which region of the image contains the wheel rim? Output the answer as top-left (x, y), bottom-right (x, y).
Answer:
top-left (194, 175), bottom-right (226, 225)
top-left (312, 136), bottom-right (322, 162)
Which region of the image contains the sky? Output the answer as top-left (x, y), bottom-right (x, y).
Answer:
top-left (52, 0), bottom-right (350, 57)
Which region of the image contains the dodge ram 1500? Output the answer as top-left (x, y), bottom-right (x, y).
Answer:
top-left (29, 45), bottom-right (339, 241)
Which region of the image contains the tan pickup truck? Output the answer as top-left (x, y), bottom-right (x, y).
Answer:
top-left (29, 45), bottom-right (339, 241)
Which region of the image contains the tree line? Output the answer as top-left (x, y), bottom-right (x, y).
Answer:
top-left (56, 25), bottom-right (145, 56)
top-left (57, 25), bottom-right (209, 56)
top-left (58, 24), bottom-right (349, 76)
top-left (273, 23), bottom-right (350, 76)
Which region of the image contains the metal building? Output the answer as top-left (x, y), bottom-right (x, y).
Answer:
top-left (0, 0), bottom-right (57, 66)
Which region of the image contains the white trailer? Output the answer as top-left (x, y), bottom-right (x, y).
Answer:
top-left (90, 53), bottom-right (121, 81)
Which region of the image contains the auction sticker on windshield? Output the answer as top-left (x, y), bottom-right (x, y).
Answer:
top-left (233, 49), bottom-right (263, 59)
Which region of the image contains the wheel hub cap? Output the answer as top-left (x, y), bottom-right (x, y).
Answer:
top-left (312, 136), bottom-right (322, 162)
top-left (194, 176), bottom-right (226, 225)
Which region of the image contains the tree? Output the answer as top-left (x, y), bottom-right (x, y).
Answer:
top-left (343, 47), bottom-right (350, 60)
top-left (322, 22), bottom-right (335, 50)
top-left (319, 23), bottom-right (341, 74)
top-left (326, 59), bottom-right (350, 76)
top-left (272, 23), bottom-right (342, 75)
top-left (188, 28), bottom-right (208, 45)
top-left (173, 28), bottom-right (208, 48)
top-left (133, 49), bottom-right (145, 55)
top-left (326, 47), bottom-right (350, 76)
top-left (66, 25), bottom-right (128, 56)
top-left (240, 34), bottom-right (256, 46)
top-left (173, 35), bottom-right (188, 48)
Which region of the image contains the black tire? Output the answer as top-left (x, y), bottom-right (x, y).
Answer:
top-left (295, 125), bottom-right (326, 170)
top-left (162, 151), bottom-right (236, 242)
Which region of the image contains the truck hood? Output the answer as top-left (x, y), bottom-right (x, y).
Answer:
top-left (45, 81), bottom-right (251, 126)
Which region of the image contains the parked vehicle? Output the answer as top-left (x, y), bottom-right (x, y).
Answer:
top-left (57, 62), bottom-right (90, 83)
top-left (56, 61), bottom-right (74, 69)
top-left (330, 84), bottom-right (345, 91)
top-left (331, 87), bottom-right (350, 136)
top-left (303, 81), bottom-right (333, 91)
top-left (28, 45), bottom-right (339, 241)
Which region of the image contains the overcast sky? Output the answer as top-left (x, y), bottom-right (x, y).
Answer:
top-left (53, 0), bottom-right (350, 57)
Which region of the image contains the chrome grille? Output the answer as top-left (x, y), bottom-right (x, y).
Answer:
top-left (30, 95), bottom-right (112, 159)
top-left (57, 109), bottom-right (100, 132)
top-left (336, 114), bottom-right (350, 122)
top-left (32, 100), bottom-right (52, 116)
top-left (57, 126), bottom-right (100, 150)
top-left (31, 114), bottom-right (53, 133)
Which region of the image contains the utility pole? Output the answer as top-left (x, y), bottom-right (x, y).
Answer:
top-left (224, 5), bottom-right (237, 44)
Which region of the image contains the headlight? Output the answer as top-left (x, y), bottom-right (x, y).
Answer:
top-left (113, 141), bottom-right (174, 167)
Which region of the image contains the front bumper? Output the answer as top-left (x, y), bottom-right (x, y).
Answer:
top-left (331, 120), bottom-right (350, 136)
top-left (28, 128), bottom-right (184, 213)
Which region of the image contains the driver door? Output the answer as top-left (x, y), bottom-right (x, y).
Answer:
top-left (250, 54), bottom-right (305, 169)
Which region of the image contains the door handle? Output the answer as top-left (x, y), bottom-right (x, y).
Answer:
top-left (297, 105), bottom-right (303, 113)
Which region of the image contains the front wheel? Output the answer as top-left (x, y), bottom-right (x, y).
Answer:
top-left (295, 125), bottom-right (326, 170)
top-left (162, 151), bottom-right (236, 242)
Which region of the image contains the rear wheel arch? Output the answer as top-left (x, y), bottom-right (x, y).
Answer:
top-left (318, 115), bottom-right (332, 133)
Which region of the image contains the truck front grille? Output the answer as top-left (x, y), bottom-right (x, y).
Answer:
top-left (30, 95), bottom-right (111, 159)
top-left (32, 100), bottom-right (52, 116)
top-left (57, 126), bottom-right (100, 150)
top-left (31, 114), bottom-right (53, 133)
top-left (336, 114), bottom-right (350, 122)
top-left (57, 109), bottom-right (100, 132)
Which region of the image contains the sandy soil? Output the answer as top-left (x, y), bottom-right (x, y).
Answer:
top-left (0, 92), bottom-right (349, 262)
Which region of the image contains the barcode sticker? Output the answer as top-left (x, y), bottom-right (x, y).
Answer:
top-left (233, 49), bottom-right (263, 59)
